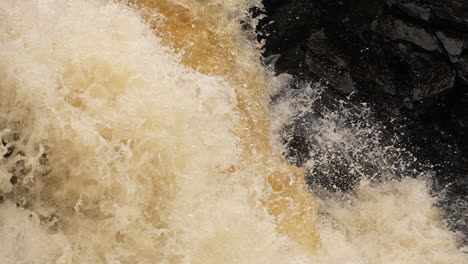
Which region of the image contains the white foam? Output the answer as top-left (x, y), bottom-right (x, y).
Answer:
top-left (268, 78), bottom-right (468, 263)
top-left (0, 0), bottom-right (466, 263)
top-left (0, 0), bottom-right (311, 262)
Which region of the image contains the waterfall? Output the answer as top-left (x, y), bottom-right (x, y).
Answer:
top-left (0, 0), bottom-right (466, 263)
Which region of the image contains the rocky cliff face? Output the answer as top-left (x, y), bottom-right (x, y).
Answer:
top-left (259, 0), bottom-right (468, 241)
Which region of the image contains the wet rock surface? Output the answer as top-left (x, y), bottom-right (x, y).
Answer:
top-left (259, 0), bottom-right (468, 240)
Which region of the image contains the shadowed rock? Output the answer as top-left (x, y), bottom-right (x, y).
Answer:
top-left (259, 0), bottom-right (468, 240)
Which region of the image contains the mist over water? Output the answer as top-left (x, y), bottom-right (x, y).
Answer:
top-left (0, 0), bottom-right (466, 263)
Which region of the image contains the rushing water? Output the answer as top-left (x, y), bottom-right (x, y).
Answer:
top-left (0, 0), bottom-right (466, 263)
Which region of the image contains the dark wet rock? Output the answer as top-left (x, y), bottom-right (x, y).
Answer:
top-left (408, 52), bottom-right (455, 101)
top-left (427, 0), bottom-right (468, 32)
top-left (436, 31), bottom-right (465, 62)
top-left (452, 86), bottom-right (468, 155)
top-left (259, 0), bottom-right (468, 240)
top-left (259, 0), bottom-right (323, 78)
top-left (305, 30), bottom-right (356, 94)
top-left (459, 53), bottom-right (468, 82)
top-left (259, 0), bottom-right (468, 159)
top-left (393, 19), bottom-right (440, 51)
top-left (392, 2), bottom-right (431, 22)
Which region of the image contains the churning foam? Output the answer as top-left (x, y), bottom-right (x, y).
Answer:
top-left (0, 0), bottom-right (466, 263)
top-left (0, 0), bottom-right (316, 262)
top-left (315, 178), bottom-right (467, 264)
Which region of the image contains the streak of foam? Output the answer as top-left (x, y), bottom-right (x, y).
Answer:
top-left (131, 0), bottom-right (320, 252)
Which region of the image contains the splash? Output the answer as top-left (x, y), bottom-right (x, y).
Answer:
top-left (0, 0), bottom-right (467, 263)
top-left (0, 0), bottom-right (317, 262)
top-left (315, 178), bottom-right (467, 263)
top-left (269, 78), bottom-right (468, 263)
top-left (130, 0), bottom-right (321, 251)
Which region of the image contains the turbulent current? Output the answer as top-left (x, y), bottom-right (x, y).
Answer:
top-left (0, 0), bottom-right (466, 263)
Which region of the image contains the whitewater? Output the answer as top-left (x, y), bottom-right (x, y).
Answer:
top-left (0, 0), bottom-right (466, 263)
